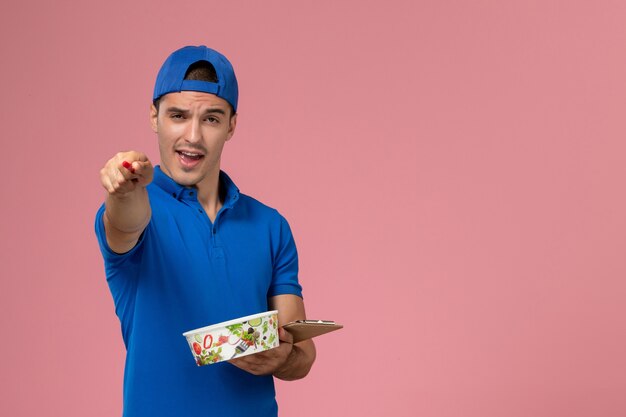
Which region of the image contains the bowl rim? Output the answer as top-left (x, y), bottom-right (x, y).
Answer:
top-left (182, 310), bottom-right (278, 337)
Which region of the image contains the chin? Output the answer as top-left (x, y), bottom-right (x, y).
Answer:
top-left (172, 172), bottom-right (200, 187)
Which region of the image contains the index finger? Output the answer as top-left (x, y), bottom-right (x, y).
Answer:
top-left (122, 161), bottom-right (135, 174)
top-left (129, 160), bottom-right (152, 175)
top-left (129, 160), bottom-right (154, 185)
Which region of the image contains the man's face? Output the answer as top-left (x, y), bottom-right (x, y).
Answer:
top-left (150, 91), bottom-right (237, 189)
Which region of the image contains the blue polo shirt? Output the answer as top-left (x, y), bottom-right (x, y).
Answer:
top-left (95, 166), bottom-right (302, 417)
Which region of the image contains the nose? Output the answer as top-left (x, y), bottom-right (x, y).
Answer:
top-left (185, 118), bottom-right (202, 143)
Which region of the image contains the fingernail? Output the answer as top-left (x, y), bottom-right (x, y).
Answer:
top-left (122, 161), bottom-right (135, 173)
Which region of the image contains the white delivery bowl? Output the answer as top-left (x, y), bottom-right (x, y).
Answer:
top-left (183, 310), bottom-right (279, 366)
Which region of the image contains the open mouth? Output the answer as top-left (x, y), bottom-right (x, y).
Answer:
top-left (176, 150), bottom-right (204, 166)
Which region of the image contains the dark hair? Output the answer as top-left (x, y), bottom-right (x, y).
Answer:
top-left (184, 61), bottom-right (218, 82)
top-left (153, 61), bottom-right (235, 116)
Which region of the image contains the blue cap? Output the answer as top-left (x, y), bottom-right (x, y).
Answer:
top-left (153, 45), bottom-right (239, 112)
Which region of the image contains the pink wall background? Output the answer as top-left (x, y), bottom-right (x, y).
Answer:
top-left (1, 1), bottom-right (625, 416)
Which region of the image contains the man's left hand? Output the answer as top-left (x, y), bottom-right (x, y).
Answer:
top-left (229, 327), bottom-right (294, 375)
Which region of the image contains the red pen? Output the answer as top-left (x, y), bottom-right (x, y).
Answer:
top-left (122, 161), bottom-right (136, 174)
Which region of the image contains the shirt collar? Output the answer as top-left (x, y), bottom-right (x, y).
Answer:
top-left (152, 165), bottom-right (240, 207)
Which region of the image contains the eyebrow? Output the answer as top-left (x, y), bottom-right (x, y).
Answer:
top-left (165, 107), bottom-right (226, 116)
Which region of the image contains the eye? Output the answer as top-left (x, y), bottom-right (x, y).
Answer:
top-left (170, 113), bottom-right (185, 120)
top-left (205, 116), bottom-right (220, 124)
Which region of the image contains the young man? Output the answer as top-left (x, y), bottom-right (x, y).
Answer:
top-left (95, 45), bottom-right (316, 417)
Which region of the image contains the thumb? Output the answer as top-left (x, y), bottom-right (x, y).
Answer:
top-left (278, 327), bottom-right (293, 344)
top-left (131, 160), bottom-right (154, 185)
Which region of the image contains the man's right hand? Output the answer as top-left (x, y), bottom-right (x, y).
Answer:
top-left (100, 151), bottom-right (154, 196)
top-left (100, 151), bottom-right (153, 254)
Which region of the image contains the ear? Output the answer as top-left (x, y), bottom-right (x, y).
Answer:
top-left (226, 113), bottom-right (237, 141)
top-left (150, 103), bottom-right (158, 133)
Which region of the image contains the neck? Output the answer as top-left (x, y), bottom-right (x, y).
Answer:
top-left (195, 168), bottom-right (223, 222)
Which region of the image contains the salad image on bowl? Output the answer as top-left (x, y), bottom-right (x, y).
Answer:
top-left (183, 311), bottom-right (279, 366)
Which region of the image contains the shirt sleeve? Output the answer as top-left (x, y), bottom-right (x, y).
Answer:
top-left (94, 203), bottom-right (146, 340)
top-left (268, 212), bottom-right (303, 298)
